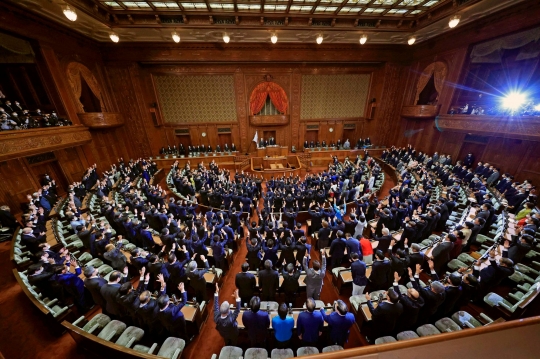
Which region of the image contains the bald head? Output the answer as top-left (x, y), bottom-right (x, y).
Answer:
top-left (220, 301), bottom-right (230, 316)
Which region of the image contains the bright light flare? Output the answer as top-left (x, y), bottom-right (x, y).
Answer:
top-left (502, 92), bottom-right (527, 110)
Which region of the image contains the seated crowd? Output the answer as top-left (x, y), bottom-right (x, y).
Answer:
top-left (0, 94), bottom-right (72, 131)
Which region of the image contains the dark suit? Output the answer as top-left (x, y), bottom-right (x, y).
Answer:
top-left (100, 282), bottom-right (123, 317)
top-left (259, 268), bottom-right (279, 301)
top-left (393, 284), bottom-right (424, 331)
top-left (187, 260), bottom-right (209, 302)
top-left (84, 276), bottom-right (107, 308)
top-left (214, 295), bottom-right (241, 345)
top-left (373, 234), bottom-right (392, 254)
top-left (235, 271), bottom-right (256, 305)
top-left (366, 299), bottom-right (403, 339)
top-left (411, 277), bottom-right (445, 324)
top-left (281, 269), bottom-right (300, 305)
top-left (242, 309), bottom-right (270, 346)
top-left (369, 259), bottom-right (392, 291)
top-left (156, 291), bottom-right (188, 338)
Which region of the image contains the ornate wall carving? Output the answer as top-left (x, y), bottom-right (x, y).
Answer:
top-left (154, 74), bottom-right (237, 123)
top-left (435, 115), bottom-right (540, 140)
top-left (300, 74), bottom-right (371, 119)
top-left (0, 126), bottom-right (92, 162)
top-left (234, 71), bottom-right (249, 152)
top-left (66, 61), bottom-right (107, 113)
top-left (77, 112), bottom-right (125, 129)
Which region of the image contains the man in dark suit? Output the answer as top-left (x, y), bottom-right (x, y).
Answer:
top-left (410, 264), bottom-right (445, 324)
top-left (281, 263), bottom-right (301, 306)
top-left (371, 227), bottom-right (392, 254)
top-left (100, 270), bottom-right (127, 318)
top-left (350, 253), bottom-right (368, 295)
top-left (259, 260), bottom-right (279, 301)
top-left (429, 260), bottom-right (462, 320)
top-left (242, 296), bottom-right (270, 347)
top-left (187, 255), bottom-right (210, 303)
top-left (404, 242), bottom-right (425, 271)
top-left (393, 271), bottom-right (424, 332)
top-left (329, 231), bottom-right (346, 268)
top-left (214, 284), bottom-right (241, 345)
top-left (27, 263), bottom-right (54, 299)
top-left (473, 248), bottom-right (514, 295)
top-left (369, 250), bottom-right (392, 291)
top-left (156, 280), bottom-right (188, 339)
top-left (235, 262), bottom-right (256, 305)
top-left (84, 266), bottom-right (107, 309)
top-left (365, 288), bottom-right (403, 340)
top-left (431, 233), bottom-right (455, 274)
top-left (21, 227), bottom-right (46, 254)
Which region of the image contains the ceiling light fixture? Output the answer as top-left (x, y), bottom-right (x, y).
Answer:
top-left (271, 33), bottom-right (278, 44)
top-left (408, 36), bottom-right (416, 45)
top-left (448, 14), bottom-right (461, 28)
top-left (109, 32), bottom-right (120, 43)
top-left (316, 34), bottom-right (323, 45)
top-left (223, 32), bottom-right (230, 43)
top-left (171, 32), bottom-right (180, 43)
top-left (63, 5), bottom-right (77, 22)
top-left (359, 34), bottom-right (368, 45)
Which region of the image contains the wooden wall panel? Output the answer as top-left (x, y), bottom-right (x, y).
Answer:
top-left (0, 159), bottom-right (39, 214)
top-left (54, 147), bottom-right (89, 184)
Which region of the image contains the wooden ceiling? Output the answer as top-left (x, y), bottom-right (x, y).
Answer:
top-left (5, 0), bottom-right (529, 43)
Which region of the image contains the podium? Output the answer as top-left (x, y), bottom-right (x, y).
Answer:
top-left (257, 146), bottom-right (288, 157)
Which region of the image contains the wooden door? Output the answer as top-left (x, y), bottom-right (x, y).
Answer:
top-left (176, 135), bottom-right (192, 156)
top-left (305, 130), bottom-right (318, 145)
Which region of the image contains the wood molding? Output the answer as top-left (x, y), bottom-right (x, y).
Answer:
top-left (0, 126), bottom-right (92, 162)
top-left (77, 112), bottom-right (125, 129)
top-left (435, 115), bottom-right (540, 141)
top-left (249, 115), bottom-right (289, 126)
top-left (401, 105), bottom-right (441, 119)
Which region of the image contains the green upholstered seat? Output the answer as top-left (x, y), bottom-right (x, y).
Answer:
top-left (124, 243), bottom-right (136, 252)
top-left (451, 311), bottom-right (482, 328)
top-left (245, 348), bottom-right (269, 359)
top-left (332, 266), bottom-right (347, 277)
top-left (322, 345), bottom-right (343, 353)
top-left (416, 324), bottom-right (441, 337)
top-left (115, 326), bottom-right (144, 348)
top-left (97, 264), bottom-right (114, 276)
top-left (457, 253), bottom-right (475, 265)
top-left (375, 336), bottom-right (397, 344)
top-left (271, 348), bottom-right (294, 359)
top-left (81, 313), bottom-right (111, 334)
top-left (483, 292), bottom-right (507, 307)
top-left (406, 280), bottom-right (426, 289)
top-left (447, 259), bottom-right (467, 271)
top-left (78, 252), bottom-right (93, 264)
top-left (97, 320), bottom-right (126, 342)
top-left (216, 346), bottom-right (243, 359)
top-left (297, 347), bottom-right (320, 356)
top-left (396, 331), bottom-right (419, 341)
top-left (156, 337), bottom-right (186, 359)
top-left (435, 317), bottom-right (462, 332)
top-left (86, 258), bottom-right (103, 268)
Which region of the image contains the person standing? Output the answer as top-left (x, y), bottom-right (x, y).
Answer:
top-left (297, 298), bottom-right (324, 347)
top-left (272, 303), bottom-right (295, 348)
top-left (242, 296), bottom-right (270, 348)
top-left (214, 284), bottom-right (241, 346)
top-left (350, 253), bottom-right (368, 296)
top-left (320, 300), bottom-right (355, 347)
top-left (302, 250), bottom-right (326, 300)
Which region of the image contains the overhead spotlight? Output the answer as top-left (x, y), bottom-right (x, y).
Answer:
top-left (109, 32), bottom-right (120, 43)
top-left (502, 92), bottom-right (527, 111)
top-left (63, 5), bottom-right (77, 22)
top-left (448, 14), bottom-right (461, 28)
top-left (359, 34), bottom-right (368, 45)
top-left (408, 36), bottom-right (416, 45)
top-left (223, 32), bottom-right (230, 43)
top-left (316, 34), bottom-right (323, 45)
top-left (171, 32), bottom-right (180, 43)
top-left (271, 33), bottom-right (278, 44)
top-left (535, 103), bottom-right (540, 111)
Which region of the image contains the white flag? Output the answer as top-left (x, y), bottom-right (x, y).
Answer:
top-left (253, 130), bottom-right (258, 146)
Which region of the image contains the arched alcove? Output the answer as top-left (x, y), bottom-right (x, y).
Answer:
top-left (249, 80), bottom-right (289, 126)
top-left (66, 62), bottom-right (107, 113)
